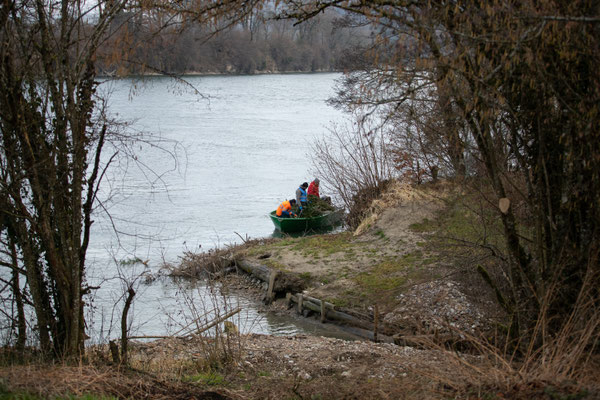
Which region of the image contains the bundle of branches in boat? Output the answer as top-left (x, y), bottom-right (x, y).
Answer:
top-left (294, 196), bottom-right (335, 218)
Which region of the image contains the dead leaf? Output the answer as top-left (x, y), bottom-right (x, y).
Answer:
top-left (499, 198), bottom-right (510, 214)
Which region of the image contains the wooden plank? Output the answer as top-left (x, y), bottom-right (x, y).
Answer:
top-left (127, 335), bottom-right (172, 340)
top-left (374, 304), bottom-right (379, 342)
top-left (302, 294), bottom-right (336, 310)
top-left (190, 307), bottom-right (241, 336)
top-left (128, 308), bottom-right (241, 340)
top-left (288, 294), bottom-right (373, 331)
top-left (297, 294), bottom-right (303, 314)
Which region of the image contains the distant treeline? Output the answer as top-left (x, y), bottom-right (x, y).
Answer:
top-left (97, 11), bottom-right (368, 76)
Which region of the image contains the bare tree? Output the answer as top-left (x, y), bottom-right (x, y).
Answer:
top-left (0, 0), bottom-right (258, 358)
top-left (0, 231), bottom-right (27, 352)
top-left (290, 0), bottom-right (600, 347)
top-left (0, 0), bottom-right (131, 356)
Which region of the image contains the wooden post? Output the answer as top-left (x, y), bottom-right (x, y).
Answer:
top-left (297, 294), bottom-right (303, 314)
top-left (320, 300), bottom-right (326, 323)
top-left (109, 340), bottom-right (120, 365)
top-left (374, 304), bottom-right (379, 343)
top-left (266, 270), bottom-right (277, 304)
top-left (121, 286), bottom-right (135, 365)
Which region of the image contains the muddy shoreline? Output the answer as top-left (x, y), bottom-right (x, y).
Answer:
top-left (218, 271), bottom-right (395, 343)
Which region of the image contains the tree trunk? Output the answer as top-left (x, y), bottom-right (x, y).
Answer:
top-left (11, 222), bottom-right (53, 354)
top-left (9, 238), bottom-right (26, 353)
top-left (121, 287), bottom-right (136, 365)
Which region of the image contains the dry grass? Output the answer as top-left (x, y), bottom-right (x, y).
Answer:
top-left (411, 281), bottom-right (600, 399)
top-left (353, 181), bottom-right (448, 235)
top-left (0, 363), bottom-right (236, 399)
top-left (3, 180), bottom-right (597, 399)
top-left (421, 339), bottom-right (600, 399)
top-left (3, 335), bottom-right (598, 400)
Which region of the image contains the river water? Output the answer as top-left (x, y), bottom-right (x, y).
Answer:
top-left (85, 73), bottom-right (354, 342)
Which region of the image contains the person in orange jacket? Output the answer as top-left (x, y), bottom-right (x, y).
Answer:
top-left (276, 199), bottom-right (297, 218)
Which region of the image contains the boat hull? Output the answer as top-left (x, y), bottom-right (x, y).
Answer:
top-left (269, 210), bottom-right (343, 233)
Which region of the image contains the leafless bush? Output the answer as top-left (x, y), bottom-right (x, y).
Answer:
top-left (158, 278), bottom-right (248, 372)
top-left (169, 249), bottom-right (234, 279)
top-left (345, 180), bottom-right (392, 229)
top-left (310, 117), bottom-right (399, 212)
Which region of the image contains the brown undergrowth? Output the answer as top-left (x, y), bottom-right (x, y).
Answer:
top-left (402, 319), bottom-right (600, 399)
top-left (167, 237), bottom-right (280, 278)
top-left (2, 333), bottom-right (598, 400)
top-left (1, 363), bottom-right (235, 399)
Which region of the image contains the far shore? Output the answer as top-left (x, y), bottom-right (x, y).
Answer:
top-left (95, 69), bottom-right (344, 79)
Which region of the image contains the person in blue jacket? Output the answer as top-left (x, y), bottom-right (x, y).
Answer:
top-left (295, 182), bottom-right (309, 212)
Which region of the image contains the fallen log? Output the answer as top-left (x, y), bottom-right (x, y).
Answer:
top-left (191, 307), bottom-right (242, 336)
top-left (235, 259), bottom-right (305, 293)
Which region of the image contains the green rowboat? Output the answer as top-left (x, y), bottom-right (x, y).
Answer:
top-left (269, 209), bottom-right (343, 233)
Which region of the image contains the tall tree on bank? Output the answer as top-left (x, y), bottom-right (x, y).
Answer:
top-left (0, 0), bottom-right (256, 357)
top-left (287, 0), bottom-right (600, 345)
top-left (0, 0), bottom-right (127, 357)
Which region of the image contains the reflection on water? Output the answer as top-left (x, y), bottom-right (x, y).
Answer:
top-left (262, 312), bottom-right (365, 341)
top-left (87, 274), bottom-right (361, 343)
